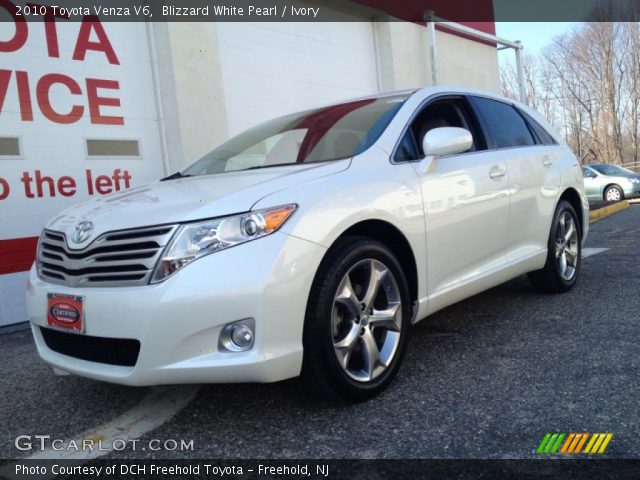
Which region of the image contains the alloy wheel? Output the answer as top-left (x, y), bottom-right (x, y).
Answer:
top-left (554, 211), bottom-right (579, 281)
top-left (331, 259), bottom-right (402, 382)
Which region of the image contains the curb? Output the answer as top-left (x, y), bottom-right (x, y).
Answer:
top-left (589, 200), bottom-right (630, 224)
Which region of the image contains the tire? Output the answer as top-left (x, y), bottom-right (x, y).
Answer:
top-left (604, 184), bottom-right (623, 202)
top-left (302, 236), bottom-right (411, 402)
top-left (528, 200), bottom-right (582, 293)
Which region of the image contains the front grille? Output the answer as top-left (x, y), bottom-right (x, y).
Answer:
top-left (37, 225), bottom-right (177, 287)
top-left (40, 327), bottom-right (140, 367)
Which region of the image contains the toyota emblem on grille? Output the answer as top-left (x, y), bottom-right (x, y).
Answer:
top-left (72, 221), bottom-right (94, 243)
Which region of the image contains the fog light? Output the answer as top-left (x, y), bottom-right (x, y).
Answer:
top-left (219, 319), bottom-right (255, 352)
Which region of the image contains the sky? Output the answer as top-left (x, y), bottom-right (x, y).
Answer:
top-left (495, 22), bottom-right (578, 55)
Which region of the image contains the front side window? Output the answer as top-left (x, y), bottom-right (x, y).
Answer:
top-left (471, 96), bottom-right (535, 149)
top-left (394, 98), bottom-right (481, 162)
top-left (582, 167), bottom-right (597, 178)
top-left (182, 95), bottom-right (408, 176)
top-left (394, 131), bottom-right (419, 162)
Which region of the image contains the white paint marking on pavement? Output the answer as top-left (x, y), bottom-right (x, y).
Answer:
top-left (582, 247), bottom-right (609, 258)
top-left (0, 385), bottom-right (199, 479)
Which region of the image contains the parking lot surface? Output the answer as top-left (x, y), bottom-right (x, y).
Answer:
top-left (1, 205), bottom-right (638, 460)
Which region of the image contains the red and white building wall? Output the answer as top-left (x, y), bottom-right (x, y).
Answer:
top-left (0, 1), bottom-right (498, 327)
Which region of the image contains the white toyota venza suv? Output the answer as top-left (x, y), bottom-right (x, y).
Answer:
top-left (27, 87), bottom-right (588, 401)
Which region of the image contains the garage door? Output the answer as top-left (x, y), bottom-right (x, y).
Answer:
top-left (216, 18), bottom-right (380, 136)
top-left (0, 20), bottom-right (164, 326)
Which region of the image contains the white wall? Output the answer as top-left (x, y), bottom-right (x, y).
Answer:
top-left (375, 21), bottom-right (500, 92)
top-left (151, 22), bottom-right (230, 172)
top-left (216, 21), bottom-right (380, 136)
top-left (435, 30), bottom-right (501, 91)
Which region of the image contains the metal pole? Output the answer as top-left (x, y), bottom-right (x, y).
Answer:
top-left (514, 41), bottom-right (526, 103)
top-left (428, 17), bottom-right (522, 49)
top-left (146, 23), bottom-right (172, 176)
top-left (423, 14), bottom-right (524, 99)
top-left (425, 11), bottom-right (439, 85)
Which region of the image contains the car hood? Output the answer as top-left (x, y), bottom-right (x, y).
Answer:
top-left (46, 160), bottom-right (350, 240)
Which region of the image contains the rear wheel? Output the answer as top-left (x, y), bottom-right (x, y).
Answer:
top-left (302, 237), bottom-right (411, 401)
top-left (528, 200), bottom-right (581, 293)
top-left (604, 184), bottom-right (623, 202)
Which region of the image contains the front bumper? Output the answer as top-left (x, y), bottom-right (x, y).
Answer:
top-left (625, 187), bottom-right (640, 198)
top-left (26, 232), bottom-right (327, 386)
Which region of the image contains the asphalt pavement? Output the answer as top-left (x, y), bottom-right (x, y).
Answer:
top-left (1, 205), bottom-right (639, 461)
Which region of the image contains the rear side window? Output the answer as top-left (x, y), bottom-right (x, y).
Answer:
top-left (519, 110), bottom-right (557, 145)
top-left (471, 96), bottom-right (535, 149)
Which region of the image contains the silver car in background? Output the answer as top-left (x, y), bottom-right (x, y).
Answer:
top-left (582, 164), bottom-right (640, 201)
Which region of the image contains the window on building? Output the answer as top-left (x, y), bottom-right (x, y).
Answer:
top-left (86, 139), bottom-right (140, 157)
top-left (0, 137), bottom-right (21, 157)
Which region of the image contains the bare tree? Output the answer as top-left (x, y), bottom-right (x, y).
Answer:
top-left (621, 22), bottom-right (640, 166)
top-left (501, 20), bottom-right (640, 169)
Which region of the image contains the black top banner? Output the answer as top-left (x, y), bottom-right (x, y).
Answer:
top-left (2, 0), bottom-right (640, 23)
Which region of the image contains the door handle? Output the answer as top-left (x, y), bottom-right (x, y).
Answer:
top-left (542, 156), bottom-right (553, 167)
top-left (489, 166), bottom-right (506, 179)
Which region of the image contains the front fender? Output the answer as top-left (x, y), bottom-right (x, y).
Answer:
top-left (252, 151), bottom-right (427, 299)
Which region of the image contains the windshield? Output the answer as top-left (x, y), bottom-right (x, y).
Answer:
top-left (181, 94), bottom-right (408, 176)
top-left (591, 164), bottom-right (635, 176)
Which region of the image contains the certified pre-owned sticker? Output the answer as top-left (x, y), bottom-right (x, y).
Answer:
top-left (47, 294), bottom-right (84, 332)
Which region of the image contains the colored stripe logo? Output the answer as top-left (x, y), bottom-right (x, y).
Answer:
top-left (537, 433), bottom-right (613, 454)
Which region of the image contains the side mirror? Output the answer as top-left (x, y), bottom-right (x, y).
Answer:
top-left (422, 127), bottom-right (473, 157)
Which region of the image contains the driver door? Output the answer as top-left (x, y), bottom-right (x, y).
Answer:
top-left (397, 96), bottom-right (511, 304)
top-left (582, 167), bottom-right (601, 199)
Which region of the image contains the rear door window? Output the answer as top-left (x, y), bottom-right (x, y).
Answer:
top-left (519, 110), bottom-right (557, 145)
top-left (470, 96), bottom-right (535, 149)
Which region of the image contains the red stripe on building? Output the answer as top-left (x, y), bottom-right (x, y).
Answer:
top-left (354, 0), bottom-right (496, 31)
top-left (353, 1), bottom-right (496, 46)
top-left (0, 237), bottom-right (38, 275)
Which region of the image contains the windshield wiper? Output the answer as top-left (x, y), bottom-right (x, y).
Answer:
top-left (161, 171), bottom-right (193, 181)
top-left (247, 163), bottom-right (295, 170)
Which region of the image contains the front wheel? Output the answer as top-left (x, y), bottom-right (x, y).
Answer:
top-left (528, 200), bottom-right (582, 293)
top-left (302, 237), bottom-right (411, 402)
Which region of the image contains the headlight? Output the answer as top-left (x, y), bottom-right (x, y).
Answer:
top-left (151, 204), bottom-right (296, 283)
